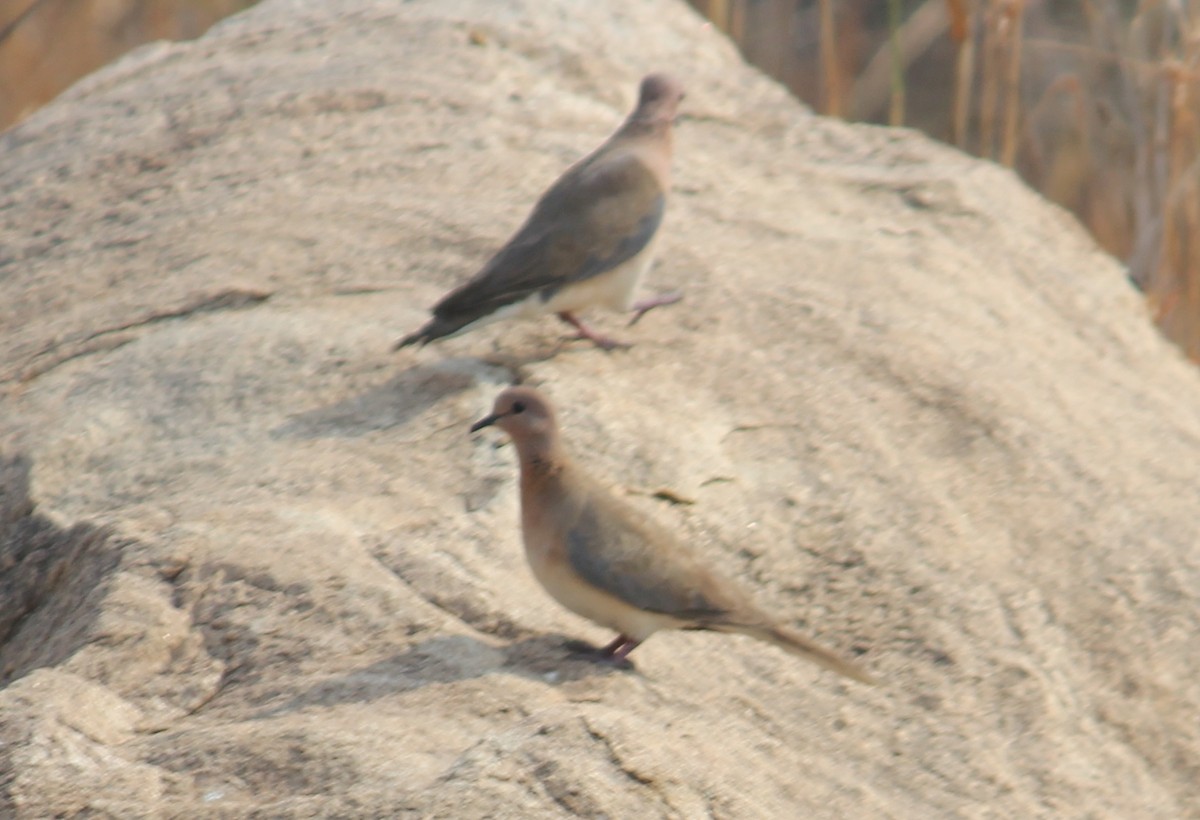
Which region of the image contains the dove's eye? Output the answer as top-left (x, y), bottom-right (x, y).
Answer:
top-left (512, 401), bottom-right (526, 414)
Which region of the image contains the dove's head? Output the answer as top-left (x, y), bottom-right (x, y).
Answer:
top-left (470, 386), bottom-right (560, 454)
top-left (633, 73), bottom-right (685, 124)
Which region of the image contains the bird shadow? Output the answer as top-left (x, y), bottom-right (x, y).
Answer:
top-left (250, 632), bottom-right (634, 719)
top-left (269, 340), bottom-right (590, 442)
top-left (267, 358), bottom-right (502, 441)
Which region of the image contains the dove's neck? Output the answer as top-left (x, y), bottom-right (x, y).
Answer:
top-left (610, 118), bottom-right (673, 186)
top-left (615, 117), bottom-right (672, 150)
top-left (514, 434), bottom-right (576, 538)
top-left (513, 433), bottom-right (567, 490)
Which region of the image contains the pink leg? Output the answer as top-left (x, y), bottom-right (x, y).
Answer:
top-left (606, 638), bottom-right (641, 665)
top-left (628, 290), bottom-right (683, 326)
top-left (565, 634), bottom-right (640, 669)
top-left (557, 312), bottom-right (629, 350)
top-left (598, 634), bottom-right (631, 656)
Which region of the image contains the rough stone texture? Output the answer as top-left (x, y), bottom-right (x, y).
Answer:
top-left (2, 0), bottom-right (1199, 816)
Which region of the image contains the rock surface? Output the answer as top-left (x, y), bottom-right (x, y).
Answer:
top-left (3, 0), bottom-right (1200, 816)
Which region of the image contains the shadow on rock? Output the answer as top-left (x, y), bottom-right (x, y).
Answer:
top-left (270, 357), bottom-right (508, 440)
top-left (252, 633), bottom-right (630, 718)
top-left (0, 453), bottom-right (121, 686)
top-left (270, 339), bottom-right (589, 442)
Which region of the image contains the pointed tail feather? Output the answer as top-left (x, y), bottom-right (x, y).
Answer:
top-left (393, 327), bottom-right (431, 350)
top-left (393, 308), bottom-right (501, 351)
top-left (392, 316), bottom-right (460, 351)
top-left (726, 623), bottom-right (876, 685)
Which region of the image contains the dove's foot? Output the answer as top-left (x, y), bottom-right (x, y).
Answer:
top-left (563, 635), bottom-right (640, 669)
top-left (628, 290), bottom-right (683, 326)
top-left (557, 312), bottom-right (630, 351)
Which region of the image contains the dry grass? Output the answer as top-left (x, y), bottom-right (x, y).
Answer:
top-left (0, 0), bottom-right (256, 128)
top-left (692, 0), bottom-right (1200, 362)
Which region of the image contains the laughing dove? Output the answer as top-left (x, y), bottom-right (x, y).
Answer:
top-left (396, 73), bottom-right (685, 351)
top-left (470, 386), bottom-right (875, 683)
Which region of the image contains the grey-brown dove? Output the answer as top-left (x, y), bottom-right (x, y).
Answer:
top-left (470, 386), bottom-right (875, 683)
top-left (396, 73), bottom-right (685, 351)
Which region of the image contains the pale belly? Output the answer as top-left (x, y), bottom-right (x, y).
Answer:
top-left (510, 241), bottom-right (657, 320)
top-left (446, 241), bottom-right (658, 339)
top-left (523, 532), bottom-right (678, 643)
top-left (538, 246), bottom-right (654, 315)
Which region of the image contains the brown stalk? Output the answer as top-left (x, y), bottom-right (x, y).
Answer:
top-left (888, 0), bottom-right (906, 125)
top-left (1165, 63), bottom-right (1187, 296)
top-left (952, 0), bottom-right (977, 148)
top-left (818, 0), bottom-right (842, 116)
top-left (729, 0), bottom-right (748, 57)
top-left (946, 0), bottom-right (969, 41)
top-left (851, 0), bottom-right (949, 121)
top-left (1159, 58), bottom-right (1200, 354)
top-left (1180, 38), bottom-right (1200, 334)
top-left (978, 0), bottom-right (1002, 158)
top-left (1000, 0), bottom-right (1026, 167)
top-left (704, 0), bottom-right (732, 32)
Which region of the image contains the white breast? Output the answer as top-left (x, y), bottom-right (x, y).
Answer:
top-left (538, 237), bottom-right (659, 315)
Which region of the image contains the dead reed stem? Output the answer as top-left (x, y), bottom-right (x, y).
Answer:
top-left (979, 0), bottom-right (1002, 158)
top-left (951, 0), bottom-right (975, 148)
top-left (818, 0), bottom-right (842, 116)
top-left (1000, 0), bottom-right (1026, 166)
top-left (888, 0), bottom-right (907, 125)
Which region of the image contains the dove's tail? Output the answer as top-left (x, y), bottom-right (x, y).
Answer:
top-left (719, 623), bottom-right (876, 685)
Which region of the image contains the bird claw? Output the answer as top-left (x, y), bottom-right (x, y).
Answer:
top-left (556, 311), bottom-right (630, 350)
top-left (563, 331), bottom-right (630, 351)
top-left (628, 290), bottom-right (683, 326)
top-left (562, 638), bottom-right (636, 670)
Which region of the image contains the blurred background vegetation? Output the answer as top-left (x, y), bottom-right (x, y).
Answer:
top-left (690, 0), bottom-right (1200, 362)
top-left (3, 0), bottom-right (1197, 361)
top-left (0, 0), bottom-right (253, 125)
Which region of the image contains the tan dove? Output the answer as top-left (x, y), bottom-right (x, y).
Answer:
top-left (396, 73), bottom-right (685, 351)
top-left (470, 386), bottom-right (875, 683)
